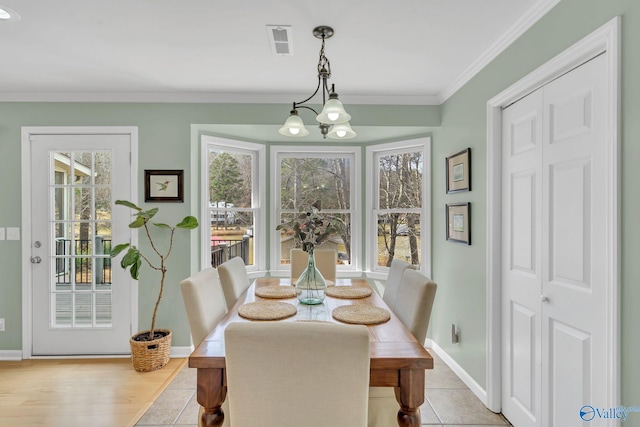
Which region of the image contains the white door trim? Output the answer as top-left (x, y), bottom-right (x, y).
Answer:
top-left (485, 17), bottom-right (620, 413)
top-left (21, 126), bottom-right (139, 359)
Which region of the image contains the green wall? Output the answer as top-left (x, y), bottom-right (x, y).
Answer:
top-left (0, 103), bottom-right (438, 350)
top-left (430, 0), bottom-right (640, 406)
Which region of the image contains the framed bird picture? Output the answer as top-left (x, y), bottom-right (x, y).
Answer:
top-left (144, 170), bottom-right (184, 202)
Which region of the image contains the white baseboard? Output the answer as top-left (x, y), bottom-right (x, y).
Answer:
top-left (171, 345), bottom-right (193, 359)
top-left (2, 347), bottom-right (191, 360)
top-left (29, 354), bottom-right (131, 359)
top-left (425, 339), bottom-right (490, 409)
top-left (0, 350), bottom-right (23, 361)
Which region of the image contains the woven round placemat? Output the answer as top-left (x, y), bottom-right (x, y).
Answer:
top-left (332, 305), bottom-right (391, 325)
top-left (325, 286), bottom-right (372, 299)
top-left (255, 285), bottom-right (297, 299)
top-left (293, 279), bottom-right (335, 287)
top-left (238, 301), bottom-right (297, 321)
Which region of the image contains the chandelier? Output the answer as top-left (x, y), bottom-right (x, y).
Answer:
top-left (279, 26), bottom-right (356, 139)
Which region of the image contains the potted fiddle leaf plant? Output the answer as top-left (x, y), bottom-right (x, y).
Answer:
top-left (111, 200), bottom-right (198, 372)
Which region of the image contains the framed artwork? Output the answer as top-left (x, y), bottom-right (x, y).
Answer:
top-left (446, 202), bottom-right (471, 245)
top-left (144, 170), bottom-right (184, 202)
top-left (446, 148), bottom-right (471, 193)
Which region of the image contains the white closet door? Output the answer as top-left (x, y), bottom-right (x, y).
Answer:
top-left (501, 88), bottom-right (544, 427)
top-left (540, 54), bottom-right (608, 427)
top-left (502, 53), bottom-right (609, 426)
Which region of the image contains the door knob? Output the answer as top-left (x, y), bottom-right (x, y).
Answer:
top-left (540, 295), bottom-right (549, 303)
top-left (30, 256), bottom-right (42, 264)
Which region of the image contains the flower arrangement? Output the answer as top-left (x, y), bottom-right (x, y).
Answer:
top-left (276, 200), bottom-right (343, 253)
top-left (277, 200), bottom-right (343, 305)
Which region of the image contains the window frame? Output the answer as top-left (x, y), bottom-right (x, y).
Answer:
top-left (201, 136), bottom-right (266, 276)
top-left (270, 145), bottom-right (361, 276)
top-left (365, 137), bottom-right (431, 279)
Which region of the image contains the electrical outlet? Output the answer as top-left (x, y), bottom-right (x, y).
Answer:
top-left (451, 323), bottom-right (460, 343)
top-left (0, 318), bottom-right (5, 332)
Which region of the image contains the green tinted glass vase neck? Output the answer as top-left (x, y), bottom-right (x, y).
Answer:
top-left (296, 248), bottom-right (327, 305)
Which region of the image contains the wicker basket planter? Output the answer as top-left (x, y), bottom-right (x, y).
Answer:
top-left (130, 329), bottom-right (172, 372)
top-left (111, 201), bottom-right (198, 373)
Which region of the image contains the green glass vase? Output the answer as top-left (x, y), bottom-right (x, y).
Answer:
top-left (296, 248), bottom-right (327, 305)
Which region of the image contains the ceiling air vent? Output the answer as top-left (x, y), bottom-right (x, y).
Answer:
top-left (267, 25), bottom-right (293, 56)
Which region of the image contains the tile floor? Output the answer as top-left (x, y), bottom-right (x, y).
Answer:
top-left (135, 350), bottom-right (512, 426)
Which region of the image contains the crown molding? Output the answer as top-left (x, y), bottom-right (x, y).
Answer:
top-left (0, 91), bottom-right (440, 106)
top-left (438, 0), bottom-right (562, 103)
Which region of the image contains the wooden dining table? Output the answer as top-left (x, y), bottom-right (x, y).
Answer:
top-left (188, 277), bottom-right (433, 427)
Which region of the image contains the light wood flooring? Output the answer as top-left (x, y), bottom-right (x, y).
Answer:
top-left (0, 357), bottom-right (186, 427)
top-left (0, 354), bottom-right (512, 426)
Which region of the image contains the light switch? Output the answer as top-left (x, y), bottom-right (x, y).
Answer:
top-left (0, 227), bottom-right (5, 240)
top-left (6, 227), bottom-right (20, 241)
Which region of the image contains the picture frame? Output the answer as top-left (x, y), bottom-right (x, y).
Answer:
top-left (446, 202), bottom-right (471, 245)
top-left (446, 148), bottom-right (471, 193)
top-left (144, 170), bottom-right (184, 202)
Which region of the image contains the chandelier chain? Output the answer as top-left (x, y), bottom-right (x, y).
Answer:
top-left (317, 35), bottom-right (331, 79)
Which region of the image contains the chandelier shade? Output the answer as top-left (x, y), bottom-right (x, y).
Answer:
top-left (279, 110), bottom-right (310, 137)
top-left (280, 26), bottom-right (356, 140)
top-left (316, 93), bottom-right (351, 124)
top-left (327, 122), bottom-right (356, 139)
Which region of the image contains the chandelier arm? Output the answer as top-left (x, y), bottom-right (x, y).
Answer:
top-left (295, 105), bottom-right (320, 116)
top-left (323, 80), bottom-right (334, 105)
top-left (293, 75), bottom-right (323, 107)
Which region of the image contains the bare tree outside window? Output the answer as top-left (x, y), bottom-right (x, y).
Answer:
top-left (279, 156), bottom-right (352, 265)
top-left (377, 151), bottom-right (423, 267)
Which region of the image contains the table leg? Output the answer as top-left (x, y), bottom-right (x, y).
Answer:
top-left (197, 368), bottom-right (226, 427)
top-left (395, 368), bottom-right (425, 427)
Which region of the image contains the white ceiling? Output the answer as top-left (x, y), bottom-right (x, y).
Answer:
top-left (0, 0), bottom-right (558, 105)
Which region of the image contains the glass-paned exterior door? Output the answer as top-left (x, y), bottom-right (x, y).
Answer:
top-left (30, 132), bottom-right (133, 355)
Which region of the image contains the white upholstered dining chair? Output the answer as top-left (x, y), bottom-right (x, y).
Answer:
top-left (382, 258), bottom-right (417, 311)
top-left (217, 256), bottom-right (251, 310)
top-left (369, 268), bottom-right (438, 427)
top-left (225, 321), bottom-right (371, 427)
top-left (179, 267), bottom-right (227, 346)
top-left (290, 247), bottom-right (337, 283)
top-left (179, 267), bottom-right (230, 427)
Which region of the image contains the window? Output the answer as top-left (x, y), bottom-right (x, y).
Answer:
top-left (201, 136), bottom-right (265, 274)
top-left (271, 146), bottom-right (361, 275)
top-left (366, 138), bottom-right (431, 277)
